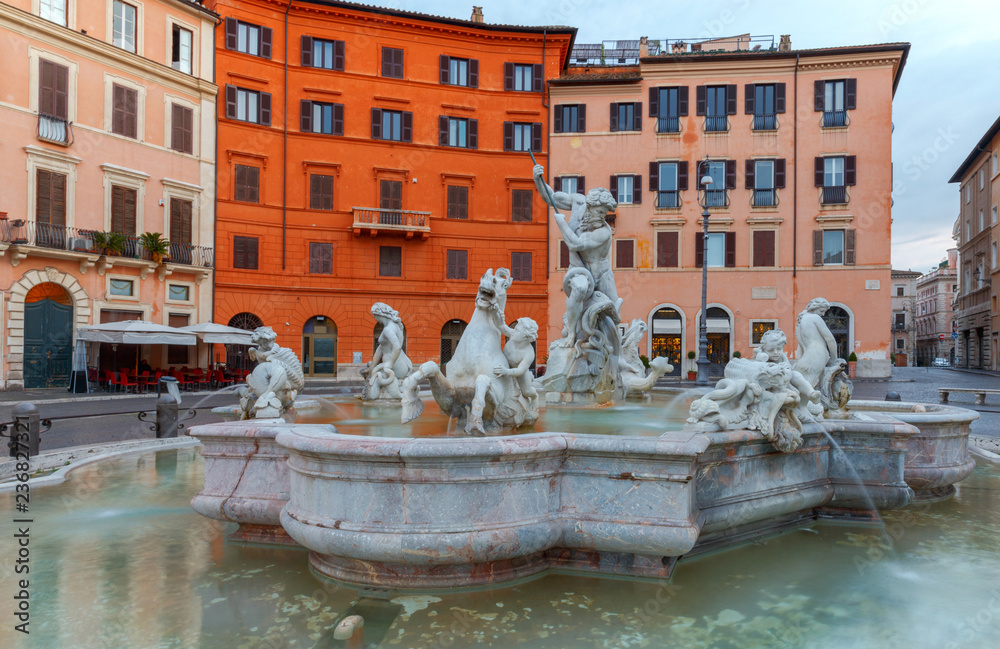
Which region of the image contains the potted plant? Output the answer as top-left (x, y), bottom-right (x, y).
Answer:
top-left (139, 232), bottom-right (171, 263)
top-left (848, 351), bottom-right (858, 377)
top-left (732, 351), bottom-right (742, 359)
top-left (91, 231), bottom-right (126, 257)
top-left (687, 350), bottom-right (697, 380)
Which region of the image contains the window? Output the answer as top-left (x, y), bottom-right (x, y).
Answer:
top-left (309, 174), bottom-right (333, 210)
top-left (966, 185), bottom-right (971, 203)
top-left (896, 286), bottom-right (905, 297)
top-left (382, 47), bottom-right (404, 78)
top-left (38, 59), bottom-right (69, 123)
top-left (993, 242), bottom-right (998, 269)
top-left (816, 79), bottom-right (856, 127)
top-left (225, 18), bottom-right (271, 58)
top-left (556, 176), bottom-right (584, 195)
top-left (611, 175), bottom-right (640, 205)
top-left (301, 101), bottom-right (344, 135)
top-left (966, 220), bottom-right (971, 241)
top-left (651, 161), bottom-right (686, 208)
top-left (695, 231), bottom-right (735, 268)
top-left (752, 230), bottom-right (775, 267)
top-left (301, 37), bottom-right (344, 70)
top-left (505, 63), bottom-right (541, 92)
top-left (504, 122), bottom-right (542, 152)
top-left (379, 179), bottom-right (402, 211)
top-left (225, 85), bottom-right (271, 125)
top-left (109, 279), bottom-right (134, 297)
top-left (896, 338), bottom-right (905, 350)
top-left (656, 231), bottom-right (679, 267)
top-left (380, 246), bottom-right (402, 277)
top-left (447, 186), bottom-right (469, 219)
top-left (895, 313), bottom-right (906, 330)
top-left (309, 242), bottom-right (333, 274)
top-left (112, 1), bottom-right (137, 53)
top-left (168, 284), bottom-right (190, 301)
top-left (512, 189), bottom-right (533, 222)
top-left (172, 25), bottom-right (193, 74)
top-left (993, 206), bottom-right (998, 224)
top-left (169, 198), bottom-right (192, 262)
top-left (611, 102), bottom-right (641, 132)
top-left (234, 165), bottom-right (260, 203)
top-left (170, 104), bottom-right (193, 154)
top-left (701, 160), bottom-right (729, 207)
top-left (650, 86), bottom-right (687, 133)
top-left (110, 185), bottom-right (137, 236)
top-left (446, 249), bottom-right (468, 279)
top-left (822, 230), bottom-right (845, 265)
top-left (816, 156), bottom-right (856, 204)
top-left (555, 104), bottom-right (586, 133)
top-left (616, 240), bottom-right (635, 269)
top-left (233, 235), bottom-right (259, 269)
top-left (371, 109), bottom-right (412, 142)
top-left (559, 240), bottom-right (570, 268)
top-left (39, 0), bottom-right (66, 26)
top-left (705, 233), bottom-right (725, 267)
top-left (751, 321), bottom-right (777, 345)
top-left (746, 83), bottom-right (784, 130)
top-left (698, 85), bottom-right (734, 132)
top-left (440, 55), bottom-right (477, 87)
top-left (111, 84), bottom-right (137, 138)
top-left (980, 169), bottom-right (985, 190)
top-left (36, 169), bottom-right (67, 228)
top-left (749, 159), bottom-right (785, 206)
top-left (512, 252), bottom-right (532, 281)
top-left (440, 116), bottom-right (477, 148)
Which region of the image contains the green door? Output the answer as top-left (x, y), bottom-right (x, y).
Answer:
top-left (24, 298), bottom-right (73, 388)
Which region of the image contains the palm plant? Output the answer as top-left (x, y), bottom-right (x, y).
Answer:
top-left (139, 232), bottom-right (170, 263)
top-left (91, 231), bottom-right (127, 256)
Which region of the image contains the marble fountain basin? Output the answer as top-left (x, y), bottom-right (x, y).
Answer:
top-left (185, 396), bottom-right (978, 589)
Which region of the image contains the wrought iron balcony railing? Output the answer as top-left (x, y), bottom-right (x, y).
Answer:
top-left (752, 188), bottom-right (778, 207)
top-left (752, 113), bottom-right (778, 131)
top-left (822, 186), bottom-right (848, 204)
top-left (37, 113), bottom-right (72, 146)
top-left (655, 191), bottom-right (681, 209)
top-left (656, 115), bottom-right (681, 134)
top-left (822, 110), bottom-right (849, 128)
top-left (704, 115), bottom-right (728, 132)
top-left (703, 189), bottom-right (728, 208)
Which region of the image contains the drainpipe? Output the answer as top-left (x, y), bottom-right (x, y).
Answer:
top-left (282, 1), bottom-right (291, 270)
top-left (542, 30), bottom-right (550, 283)
top-left (212, 15), bottom-right (220, 331)
top-left (792, 53), bottom-right (799, 279)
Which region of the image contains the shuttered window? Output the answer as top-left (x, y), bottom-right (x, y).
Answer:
top-left (512, 189), bottom-right (533, 222)
top-left (36, 169), bottom-right (67, 226)
top-left (233, 235), bottom-right (258, 269)
top-left (446, 249), bottom-right (467, 279)
top-left (504, 63), bottom-right (542, 92)
top-left (752, 230), bottom-right (775, 267)
top-left (610, 102), bottom-right (642, 132)
top-left (447, 185), bottom-right (468, 219)
top-left (308, 242), bottom-right (333, 274)
top-left (696, 232), bottom-right (736, 268)
top-left (439, 116), bottom-right (478, 148)
top-left (511, 251), bottom-right (532, 281)
top-left (38, 59), bottom-right (69, 119)
top-left (814, 229), bottom-right (856, 266)
top-left (380, 180), bottom-right (402, 210)
top-left (224, 17), bottom-right (272, 59)
top-left (379, 246), bottom-right (402, 277)
top-left (381, 47), bottom-right (404, 78)
top-left (169, 198), bottom-right (192, 245)
top-left (310, 174), bottom-right (333, 210)
top-left (301, 37), bottom-right (344, 70)
top-left (112, 1), bottom-right (136, 52)
top-left (234, 165), bottom-right (260, 203)
top-left (554, 104), bottom-right (586, 133)
top-left (370, 109), bottom-right (411, 142)
top-left (616, 240), bottom-right (635, 269)
top-left (503, 122), bottom-right (542, 152)
top-left (609, 175), bottom-right (641, 205)
top-left (225, 85), bottom-right (271, 125)
top-left (110, 185), bottom-right (137, 236)
top-left (300, 100), bottom-right (344, 135)
top-left (111, 84), bottom-right (138, 139)
top-left (170, 104), bottom-right (193, 153)
top-left (439, 55), bottom-right (478, 87)
top-left (656, 231), bottom-right (678, 268)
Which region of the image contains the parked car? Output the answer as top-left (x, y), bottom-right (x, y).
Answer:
top-left (933, 358), bottom-right (950, 367)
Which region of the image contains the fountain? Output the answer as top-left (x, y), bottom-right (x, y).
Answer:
top-left (359, 302), bottom-right (412, 403)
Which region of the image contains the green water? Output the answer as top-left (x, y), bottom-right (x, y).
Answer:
top-left (3, 449), bottom-right (1000, 649)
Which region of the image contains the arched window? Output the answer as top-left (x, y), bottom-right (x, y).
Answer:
top-left (823, 306), bottom-right (851, 360)
top-left (228, 312), bottom-right (263, 331)
top-left (225, 313), bottom-right (263, 371)
top-left (440, 320), bottom-right (467, 365)
top-left (303, 316), bottom-right (337, 376)
top-left (650, 307), bottom-right (683, 376)
top-left (705, 307), bottom-right (731, 366)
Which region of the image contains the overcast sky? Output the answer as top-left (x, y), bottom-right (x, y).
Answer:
top-left (389, 0), bottom-right (1000, 273)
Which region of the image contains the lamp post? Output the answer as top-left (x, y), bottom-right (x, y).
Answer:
top-left (696, 161), bottom-right (713, 386)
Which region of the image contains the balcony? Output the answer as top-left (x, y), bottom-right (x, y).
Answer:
top-left (352, 207), bottom-right (431, 240)
top-left (822, 186), bottom-right (848, 205)
top-left (752, 188), bottom-right (778, 207)
top-left (656, 116), bottom-right (680, 134)
top-left (655, 191), bottom-right (681, 209)
top-left (752, 113), bottom-right (778, 131)
top-left (704, 115), bottom-right (728, 133)
top-left (822, 110), bottom-right (849, 128)
top-left (37, 114), bottom-right (72, 146)
top-left (703, 189), bottom-right (728, 208)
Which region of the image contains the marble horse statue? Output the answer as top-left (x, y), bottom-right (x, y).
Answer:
top-left (238, 326), bottom-right (305, 420)
top-left (793, 297), bottom-right (854, 418)
top-left (359, 302), bottom-right (412, 402)
top-left (619, 320), bottom-right (673, 398)
top-left (401, 268), bottom-right (539, 434)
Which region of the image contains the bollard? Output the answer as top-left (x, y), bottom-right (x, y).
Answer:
top-left (156, 394), bottom-right (180, 439)
top-left (885, 391), bottom-right (902, 401)
top-left (11, 402), bottom-right (40, 457)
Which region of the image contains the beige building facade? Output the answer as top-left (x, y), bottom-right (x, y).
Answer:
top-left (915, 249), bottom-right (957, 366)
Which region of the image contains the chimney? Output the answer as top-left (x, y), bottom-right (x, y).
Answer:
top-left (778, 34), bottom-right (791, 52)
top-left (639, 36), bottom-right (648, 58)
top-left (471, 6), bottom-right (484, 23)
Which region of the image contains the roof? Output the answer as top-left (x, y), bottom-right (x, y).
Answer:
top-left (174, 0), bottom-right (219, 19)
top-left (550, 71), bottom-right (642, 85)
top-left (891, 269), bottom-right (922, 278)
top-left (948, 113), bottom-right (1000, 183)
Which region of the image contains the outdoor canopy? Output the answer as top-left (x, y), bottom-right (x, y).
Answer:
top-left (178, 322), bottom-right (254, 345)
top-left (76, 320), bottom-right (197, 345)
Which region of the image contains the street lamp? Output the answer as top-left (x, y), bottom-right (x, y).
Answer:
top-left (696, 159), bottom-right (714, 386)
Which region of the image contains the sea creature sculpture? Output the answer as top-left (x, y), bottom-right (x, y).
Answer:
top-left (238, 326), bottom-right (305, 419)
top-left (359, 302), bottom-right (412, 402)
top-left (619, 320), bottom-right (673, 397)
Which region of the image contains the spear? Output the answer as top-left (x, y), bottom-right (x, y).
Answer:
top-left (528, 149), bottom-right (558, 210)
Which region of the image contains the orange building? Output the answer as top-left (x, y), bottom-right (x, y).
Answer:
top-left (208, 0), bottom-right (574, 375)
top-left (546, 36), bottom-right (908, 378)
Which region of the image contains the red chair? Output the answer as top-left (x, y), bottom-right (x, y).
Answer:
top-left (193, 369), bottom-right (211, 390)
top-left (136, 371), bottom-right (149, 393)
top-left (142, 371), bottom-right (161, 392)
top-left (213, 370), bottom-right (233, 389)
top-left (172, 371), bottom-right (194, 391)
top-left (119, 372), bottom-right (140, 394)
top-left (104, 370), bottom-right (121, 392)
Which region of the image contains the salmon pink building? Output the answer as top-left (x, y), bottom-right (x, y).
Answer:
top-left (208, 0), bottom-right (574, 375)
top-left (0, 0), bottom-right (218, 389)
top-left (546, 36), bottom-right (908, 378)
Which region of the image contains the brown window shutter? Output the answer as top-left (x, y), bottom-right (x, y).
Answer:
top-left (678, 86), bottom-right (689, 116)
top-left (171, 198), bottom-right (193, 245)
top-left (504, 122), bottom-right (515, 150)
top-left (458, 250), bottom-right (467, 279)
top-left (333, 103), bottom-right (344, 135)
top-left (726, 84), bottom-right (737, 115)
top-left (578, 176), bottom-right (585, 194)
top-left (753, 230), bottom-right (775, 267)
top-left (248, 237), bottom-right (259, 269)
top-left (657, 231), bottom-right (679, 268)
top-left (54, 62), bottom-right (68, 119)
top-left (504, 63), bottom-right (513, 91)
top-left (814, 157), bottom-right (825, 186)
top-left (260, 27), bottom-right (272, 59)
top-left (616, 240), bottom-right (633, 268)
top-left (633, 102), bottom-right (642, 130)
top-left (309, 242), bottom-right (322, 273)
top-left (233, 235), bottom-right (245, 268)
top-left (745, 83), bottom-right (755, 114)
top-left (259, 92), bottom-right (271, 126)
top-left (775, 159), bottom-right (786, 188)
top-left (39, 59), bottom-right (54, 116)
top-left (111, 185), bottom-right (124, 233)
top-left (532, 64), bottom-right (542, 92)
top-left (845, 229), bottom-right (856, 265)
top-left (845, 155), bottom-right (857, 186)
top-left (559, 240), bottom-right (570, 268)
top-left (814, 80), bottom-right (825, 111)
top-left (439, 55), bottom-right (450, 84)
top-left (468, 119), bottom-right (477, 149)
top-left (694, 232), bottom-right (704, 268)
top-left (125, 87), bottom-right (137, 138)
top-left (334, 40), bottom-right (345, 70)
top-left (725, 160), bottom-right (736, 189)
top-left (180, 105), bottom-right (194, 153)
top-left (36, 169), bottom-right (52, 223)
top-left (51, 171), bottom-right (67, 226)
top-left (724, 231), bottom-right (736, 267)
top-left (649, 162), bottom-right (659, 192)
top-left (225, 85), bottom-right (237, 119)
top-left (301, 36), bottom-right (313, 66)
top-left (775, 83), bottom-right (786, 113)
top-left (813, 230), bottom-right (824, 266)
top-left (745, 159), bottom-right (755, 189)
top-left (439, 115), bottom-right (449, 146)
top-left (123, 187), bottom-right (136, 235)
top-left (696, 85), bottom-right (706, 116)
top-left (648, 87), bottom-right (658, 117)
top-left (401, 111), bottom-right (412, 142)
top-left (248, 167), bottom-right (259, 203)
top-left (468, 59), bottom-right (478, 87)
top-left (112, 84), bottom-right (124, 135)
top-left (577, 104), bottom-right (586, 132)
top-left (609, 175), bottom-right (618, 201)
top-left (371, 108), bottom-right (382, 139)
top-left (300, 100), bottom-right (313, 132)
top-left (382, 48), bottom-right (392, 76)
top-left (610, 103), bottom-right (618, 132)
top-left (531, 123), bottom-right (542, 152)
top-left (633, 174), bottom-right (642, 204)
top-left (678, 161), bottom-right (688, 191)
top-left (845, 78), bottom-right (857, 110)
top-left (234, 165), bottom-right (245, 202)
top-left (225, 18), bottom-right (238, 50)
top-left (553, 177), bottom-right (562, 192)
top-left (553, 106), bottom-right (563, 133)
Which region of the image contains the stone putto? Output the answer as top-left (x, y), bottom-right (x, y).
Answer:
top-left (359, 302), bottom-right (412, 402)
top-left (238, 326), bottom-right (305, 420)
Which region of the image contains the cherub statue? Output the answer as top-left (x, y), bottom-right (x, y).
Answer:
top-left (755, 328), bottom-right (823, 420)
top-left (492, 310), bottom-right (539, 409)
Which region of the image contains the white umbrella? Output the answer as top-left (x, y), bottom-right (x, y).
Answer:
top-left (179, 322), bottom-right (254, 345)
top-left (76, 320), bottom-right (197, 345)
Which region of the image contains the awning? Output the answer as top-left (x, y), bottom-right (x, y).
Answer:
top-left (179, 322), bottom-right (254, 345)
top-left (76, 320), bottom-right (197, 345)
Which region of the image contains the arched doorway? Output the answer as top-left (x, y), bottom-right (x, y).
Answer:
top-left (24, 283), bottom-right (73, 388)
top-left (823, 306), bottom-right (852, 360)
top-left (302, 316), bottom-right (337, 376)
top-left (373, 322), bottom-right (407, 355)
top-left (650, 307), bottom-right (683, 377)
top-left (440, 320), bottom-right (467, 366)
top-left (705, 307), bottom-right (731, 372)
top-left (226, 312), bottom-right (263, 371)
